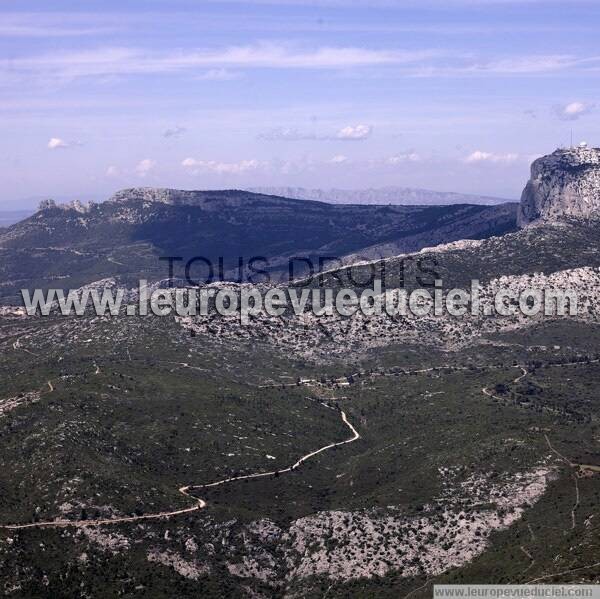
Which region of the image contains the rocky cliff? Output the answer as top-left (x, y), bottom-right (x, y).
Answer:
top-left (518, 145), bottom-right (600, 226)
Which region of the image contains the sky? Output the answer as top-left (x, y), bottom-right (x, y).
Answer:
top-left (1, 0), bottom-right (599, 207)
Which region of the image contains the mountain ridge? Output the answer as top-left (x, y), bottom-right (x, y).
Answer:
top-left (0, 188), bottom-right (518, 303)
top-left (247, 186), bottom-right (513, 206)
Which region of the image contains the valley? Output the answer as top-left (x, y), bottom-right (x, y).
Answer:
top-left (1, 308), bottom-right (599, 596)
top-left (1, 146), bottom-right (600, 596)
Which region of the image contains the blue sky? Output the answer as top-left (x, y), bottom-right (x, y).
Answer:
top-left (1, 0), bottom-right (599, 206)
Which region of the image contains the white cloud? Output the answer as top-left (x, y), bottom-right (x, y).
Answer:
top-left (555, 101), bottom-right (594, 121)
top-left (182, 158), bottom-right (264, 174)
top-left (135, 159), bottom-right (156, 177)
top-left (259, 125), bottom-right (373, 141)
top-left (386, 152), bottom-right (420, 164)
top-left (406, 54), bottom-right (600, 78)
top-left (336, 124), bottom-right (372, 140)
top-left (3, 41), bottom-right (600, 85)
top-left (476, 55), bottom-right (577, 74)
top-left (47, 137), bottom-right (68, 150)
top-left (105, 165), bottom-right (120, 177)
top-left (330, 154), bottom-right (349, 163)
top-left (2, 44), bottom-right (440, 80)
top-left (196, 68), bottom-right (241, 81)
top-left (465, 151), bottom-right (519, 164)
top-left (6, 43), bottom-right (599, 91)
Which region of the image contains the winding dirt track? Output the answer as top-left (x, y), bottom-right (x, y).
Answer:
top-left (485, 366), bottom-right (592, 535)
top-left (482, 366), bottom-right (528, 401)
top-left (185, 404), bottom-right (359, 494)
top-left (0, 389), bottom-right (359, 530)
top-left (2, 358), bottom-right (594, 532)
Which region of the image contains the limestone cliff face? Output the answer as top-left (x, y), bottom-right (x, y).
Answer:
top-left (108, 187), bottom-right (282, 208)
top-left (518, 146), bottom-right (600, 226)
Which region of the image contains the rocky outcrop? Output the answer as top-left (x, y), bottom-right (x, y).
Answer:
top-left (37, 199), bottom-right (57, 211)
top-left (36, 199), bottom-right (94, 213)
top-left (109, 188), bottom-right (198, 205)
top-left (108, 187), bottom-right (284, 208)
top-left (518, 145), bottom-right (600, 226)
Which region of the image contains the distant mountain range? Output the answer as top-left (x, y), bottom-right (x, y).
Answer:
top-left (8, 146), bottom-right (597, 305)
top-left (0, 187), bottom-right (507, 227)
top-left (0, 187), bottom-right (517, 303)
top-left (247, 186), bottom-right (512, 206)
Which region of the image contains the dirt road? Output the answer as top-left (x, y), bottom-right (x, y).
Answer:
top-left (1, 393), bottom-right (359, 530)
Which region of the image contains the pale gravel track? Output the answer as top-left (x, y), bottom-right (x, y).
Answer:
top-left (0, 360), bottom-right (562, 531)
top-left (0, 381), bottom-right (359, 530)
top-left (2, 357), bottom-right (594, 548)
top-left (186, 403), bottom-right (359, 494)
top-left (482, 365), bottom-right (529, 401)
top-left (525, 561), bottom-right (600, 584)
top-left (484, 365), bottom-right (584, 534)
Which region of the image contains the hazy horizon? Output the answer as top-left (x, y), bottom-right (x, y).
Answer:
top-left (2, 184), bottom-right (518, 212)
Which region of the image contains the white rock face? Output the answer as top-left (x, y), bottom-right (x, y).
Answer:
top-left (518, 146), bottom-right (600, 226)
top-left (221, 465), bottom-right (553, 583)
